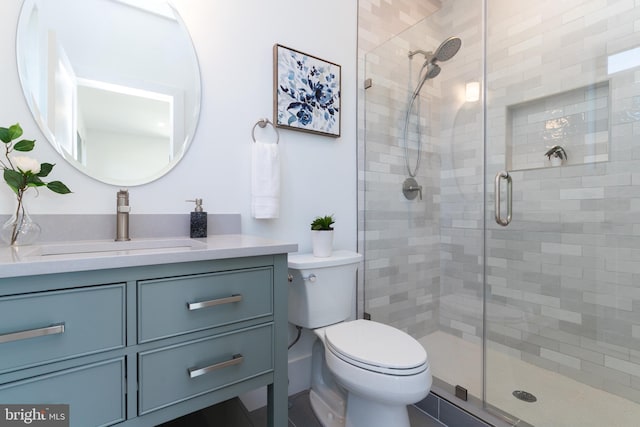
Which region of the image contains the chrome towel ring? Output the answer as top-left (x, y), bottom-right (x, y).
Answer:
top-left (251, 118), bottom-right (280, 144)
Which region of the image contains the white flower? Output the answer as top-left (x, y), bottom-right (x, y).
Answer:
top-left (12, 155), bottom-right (41, 174)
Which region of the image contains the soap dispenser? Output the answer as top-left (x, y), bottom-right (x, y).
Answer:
top-left (187, 198), bottom-right (207, 238)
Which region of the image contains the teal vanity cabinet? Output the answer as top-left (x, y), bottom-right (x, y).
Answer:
top-left (0, 252), bottom-right (289, 427)
top-left (0, 284), bottom-right (127, 426)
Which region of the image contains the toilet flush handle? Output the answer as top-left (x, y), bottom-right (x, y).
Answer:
top-left (287, 273), bottom-right (317, 283)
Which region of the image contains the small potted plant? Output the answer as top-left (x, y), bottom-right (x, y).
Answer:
top-left (310, 214), bottom-right (335, 257)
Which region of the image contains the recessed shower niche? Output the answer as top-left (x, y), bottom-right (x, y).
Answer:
top-left (506, 81), bottom-right (610, 171)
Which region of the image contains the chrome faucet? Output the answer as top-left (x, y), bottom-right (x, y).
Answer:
top-left (115, 189), bottom-right (131, 241)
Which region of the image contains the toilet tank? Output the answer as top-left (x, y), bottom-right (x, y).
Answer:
top-left (288, 250), bottom-right (363, 329)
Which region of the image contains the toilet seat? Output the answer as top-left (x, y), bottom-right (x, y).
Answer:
top-left (324, 320), bottom-right (428, 376)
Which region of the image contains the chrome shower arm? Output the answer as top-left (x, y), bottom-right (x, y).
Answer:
top-left (408, 49), bottom-right (431, 59)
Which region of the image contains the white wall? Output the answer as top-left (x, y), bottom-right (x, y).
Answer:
top-left (0, 0), bottom-right (358, 255)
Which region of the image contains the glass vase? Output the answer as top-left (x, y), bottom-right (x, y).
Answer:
top-left (1, 202), bottom-right (41, 246)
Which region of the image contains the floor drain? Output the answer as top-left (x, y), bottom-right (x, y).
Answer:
top-left (512, 390), bottom-right (537, 402)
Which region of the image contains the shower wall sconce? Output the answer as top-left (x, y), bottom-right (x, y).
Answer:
top-left (465, 81), bottom-right (480, 102)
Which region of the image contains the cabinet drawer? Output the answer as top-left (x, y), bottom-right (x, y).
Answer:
top-left (0, 285), bottom-right (125, 374)
top-left (138, 324), bottom-right (273, 414)
top-left (0, 357), bottom-right (125, 427)
top-left (138, 267), bottom-right (273, 343)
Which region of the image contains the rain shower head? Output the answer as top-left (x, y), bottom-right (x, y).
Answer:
top-left (431, 36), bottom-right (462, 63)
top-left (410, 36), bottom-right (462, 65)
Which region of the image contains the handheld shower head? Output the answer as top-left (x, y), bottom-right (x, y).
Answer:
top-left (411, 64), bottom-right (440, 100)
top-left (409, 36), bottom-right (462, 93)
top-left (403, 36), bottom-right (462, 177)
top-left (425, 63), bottom-right (441, 79)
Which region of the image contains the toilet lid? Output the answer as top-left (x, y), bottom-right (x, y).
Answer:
top-left (325, 320), bottom-right (428, 375)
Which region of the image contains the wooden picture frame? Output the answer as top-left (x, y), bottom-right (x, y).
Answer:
top-left (273, 44), bottom-right (341, 137)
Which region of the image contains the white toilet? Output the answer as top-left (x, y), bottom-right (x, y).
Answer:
top-left (288, 250), bottom-right (432, 427)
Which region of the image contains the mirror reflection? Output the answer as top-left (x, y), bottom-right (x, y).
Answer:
top-left (16, 0), bottom-right (201, 186)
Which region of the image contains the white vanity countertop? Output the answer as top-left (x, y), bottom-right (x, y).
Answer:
top-left (0, 235), bottom-right (298, 278)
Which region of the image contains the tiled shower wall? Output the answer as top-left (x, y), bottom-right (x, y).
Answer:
top-left (358, 0), bottom-right (443, 327)
top-left (360, 0), bottom-right (640, 406)
top-left (507, 82), bottom-right (610, 170)
top-left (429, 0), bottom-right (485, 348)
top-left (360, 0), bottom-right (486, 352)
top-left (363, 15), bottom-right (445, 337)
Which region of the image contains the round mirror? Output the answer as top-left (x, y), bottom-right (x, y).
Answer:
top-left (15, 0), bottom-right (201, 186)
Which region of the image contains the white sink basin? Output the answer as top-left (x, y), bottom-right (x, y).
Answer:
top-left (26, 238), bottom-right (207, 258)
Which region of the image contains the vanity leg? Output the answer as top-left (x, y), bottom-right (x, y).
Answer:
top-left (267, 380), bottom-right (287, 427)
top-left (268, 254), bottom-right (289, 427)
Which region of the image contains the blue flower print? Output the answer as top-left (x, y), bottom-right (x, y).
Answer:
top-left (276, 46), bottom-right (340, 134)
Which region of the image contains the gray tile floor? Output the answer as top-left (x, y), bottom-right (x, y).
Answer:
top-left (158, 397), bottom-right (254, 426)
top-left (159, 390), bottom-right (444, 427)
top-left (251, 390), bottom-right (444, 427)
top-left (248, 390), bottom-right (322, 427)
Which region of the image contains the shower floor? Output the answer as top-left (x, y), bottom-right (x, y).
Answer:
top-left (420, 331), bottom-right (640, 427)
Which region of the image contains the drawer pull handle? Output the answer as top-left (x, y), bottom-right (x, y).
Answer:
top-left (188, 353), bottom-right (244, 378)
top-left (0, 323), bottom-right (65, 344)
top-left (187, 294), bottom-right (242, 311)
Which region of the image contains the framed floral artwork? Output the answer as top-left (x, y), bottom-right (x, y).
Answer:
top-left (273, 44), bottom-right (341, 137)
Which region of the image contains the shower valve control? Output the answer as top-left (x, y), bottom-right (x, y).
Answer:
top-left (403, 177), bottom-right (423, 201)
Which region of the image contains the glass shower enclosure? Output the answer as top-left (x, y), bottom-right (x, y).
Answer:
top-left (363, 0), bottom-right (640, 425)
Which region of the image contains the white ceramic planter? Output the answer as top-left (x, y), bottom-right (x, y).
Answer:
top-left (311, 230), bottom-right (334, 257)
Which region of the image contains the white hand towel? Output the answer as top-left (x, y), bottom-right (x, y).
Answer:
top-left (251, 140), bottom-right (280, 219)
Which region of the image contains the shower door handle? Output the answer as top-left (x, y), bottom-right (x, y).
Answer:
top-left (494, 171), bottom-right (512, 226)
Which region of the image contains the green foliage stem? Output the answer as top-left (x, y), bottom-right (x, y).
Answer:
top-left (1, 123), bottom-right (71, 245)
